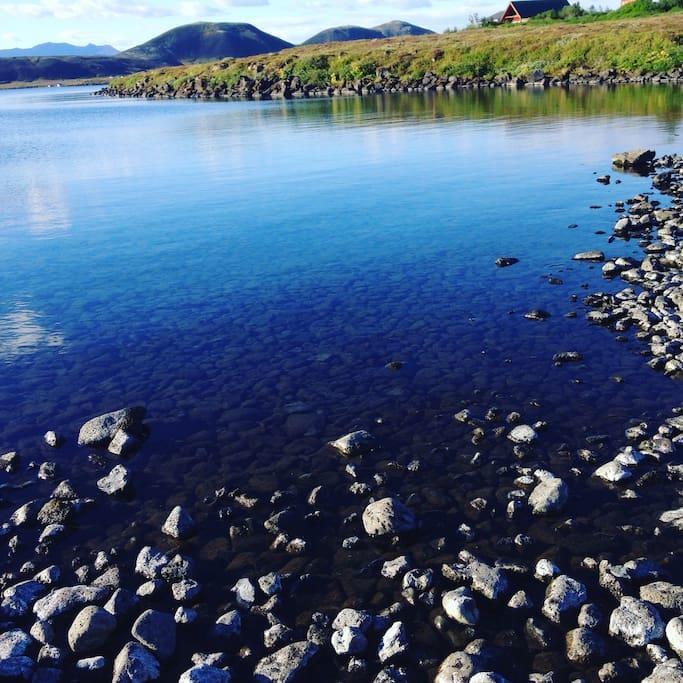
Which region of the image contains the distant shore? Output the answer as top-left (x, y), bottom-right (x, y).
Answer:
top-left (0, 77), bottom-right (110, 91)
top-left (101, 14), bottom-right (683, 101)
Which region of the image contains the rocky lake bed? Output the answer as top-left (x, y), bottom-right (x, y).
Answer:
top-left (1, 144), bottom-right (683, 682)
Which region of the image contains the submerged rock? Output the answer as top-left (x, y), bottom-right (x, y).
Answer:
top-left (528, 477), bottom-right (568, 515)
top-left (508, 425), bottom-right (537, 444)
top-left (328, 430), bottom-right (374, 457)
top-left (161, 506), bottom-right (195, 539)
top-left (78, 407), bottom-right (139, 447)
top-left (97, 464), bottom-right (130, 495)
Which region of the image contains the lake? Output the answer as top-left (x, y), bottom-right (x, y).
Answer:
top-left (0, 84), bottom-right (682, 681)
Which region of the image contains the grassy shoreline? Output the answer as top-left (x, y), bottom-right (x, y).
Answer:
top-left (106, 15), bottom-right (683, 98)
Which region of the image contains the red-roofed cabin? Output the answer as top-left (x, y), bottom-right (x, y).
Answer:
top-left (501, 0), bottom-right (570, 22)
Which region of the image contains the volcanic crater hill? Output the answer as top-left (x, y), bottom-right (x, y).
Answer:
top-left (303, 20), bottom-right (433, 45)
top-left (0, 22), bottom-right (293, 85)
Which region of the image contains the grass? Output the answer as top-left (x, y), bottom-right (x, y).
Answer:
top-left (110, 14), bottom-right (683, 93)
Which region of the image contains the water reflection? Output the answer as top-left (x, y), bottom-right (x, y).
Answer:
top-left (0, 307), bottom-right (64, 359)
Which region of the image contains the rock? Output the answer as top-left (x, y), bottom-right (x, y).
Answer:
top-left (213, 610), bottom-right (241, 639)
top-left (97, 464), bottom-right (130, 495)
top-left (108, 429), bottom-right (137, 456)
top-left (135, 547), bottom-right (169, 579)
top-left (231, 578), bottom-right (256, 606)
top-left (68, 605), bottom-right (117, 653)
top-left (666, 617), bottom-right (683, 657)
top-left (642, 658), bottom-right (683, 683)
top-left (578, 603), bottom-right (603, 628)
top-left (442, 588), bottom-right (479, 625)
top-left (434, 651), bottom-right (481, 683)
top-left (328, 430), bottom-right (374, 456)
top-left (172, 579), bottom-right (200, 602)
top-left (33, 585), bottom-right (108, 621)
top-left (612, 149), bottom-right (656, 170)
top-left (565, 627), bottom-right (606, 663)
top-left (382, 556), bottom-right (411, 579)
top-left (495, 257), bottom-right (519, 267)
top-left (253, 641), bottom-right (318, 683)
top-left (131, 609), bottom-right (176, 659)
top-left (264, 624), bottom-right (293, 650)
top-left (174, 606), bottom-right (197, 624)
top-left (0, 657), bottom-right (33, 679)
top-left (542, 575), bottom-right (587, 623)
top-left (179, 665), bottom-right (231, 683)
top-left (0, 451), bottom-right (19, 472)
top-left (0, 629), bottom-right (32, 660)
top-left (573, 251), bottom-right (605, 261)
top-left (534, 559), bottom-right (560, 581)
top-left (507, 590), bottom-right (533, 609)
top-left (659, 507), bottom-right (683, 531)
top-left (76, 656), bottom-right (106, 671)
top-left (112, 641), bottom-right (160, 682)
top-left (331, 627), bottom-right (367, 655)
top-left (594, 460), bottom-right (632, 483)
top-left (161, 506), bottom-right (195, 539)
top-left (609, 596), bottom-right (664, 647)
top-left (78, 408), bottom-right (138, 447)
top-left (332, 609), bottom-right (373, 633)
top-left (105, 588), bottom-right (139, 617)
top-left (640, 582), bottom-right (683, 611)
top-left (258, 573), bottom-right (282, 596)
top-left (43, 431), bottom-right (58, 448)
top-left (524, 309), bottom-right (550, 321)
top-left (553, 351), bottom-right (583, 364)
top-left (401, 568), bottom-right (433, 591)
top-left (373, 666), bottom-right (408, 683)
top-left (1, 580), bottom-right (47, 617)
top-left (378, 622), bottom-right (408, 663)
top-left (30, 621), bottom-right (54, 645)
top-left (465, 560), bottom-right (509, 600)
top-left (362, 498), bottom-right (416, 537)
top-left (508, 425), bottom-right (537, 444)
top-left (528, 477), bottom-right (568, 515)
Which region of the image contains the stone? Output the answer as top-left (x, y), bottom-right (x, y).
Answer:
top-left (253, 641), bottom-right (318, 683)
top-left (0, 629), bottom-right (31, 660)
top-left (179, 665), bottom-right (231, 683)
top-left (594, 460), bottom-right (632, 483)
top-left (112, 641), bottom-right (160, 682)
top-left (373, 666), bottom-right (408, 683)
top-left (362, 498), bottom-right (416, 537)
top-left (131, 609), bottom-right (176, 660)
top-left (443, 588), bottom-right (479, 625)
top-left (1, 580), bottom-right (47, 617)
top-left (0, 657), bottom-right (33, 679)
top-left (174, 606), bottom-right (197, 624)
top-left (642, 658), bottom-right (683, 683)
top-left (466, 561), bottom-right (509, 600)
top-left (68, 605), bottom-right (117, 653)
top-left (435, 652), bottom-right (481, 683)
top-left (578, 603), bottom-right (602, 628)
top-left (76, 656), bottom-right (106, 671)
top-left (214, 610), bottom-right (241, 639)
top-left (612, 149), bottom-right (656, 170)
top-left (172, 579), bottom-right (200, 602)
top-left (542, 575), bottom-right (587, 623)
top-left (565, 627), bottom-right (606, 663)
top-left (508, 425), bottom-right (537, 444)
top-left (231, 578), bottom-right (256, 606)
top-left (30, 620), bottom-right (54, 645)
top-left (161, 506), bottom-right (195, 539)
top-left (573, 251), bottom-right (605, 261)
top-left (332, 609), bottom-right (373, 633)
top-left (135, 547), bottom-right (169, 579)
top-left (378, 621), bottom-right (408, 662)
top-left (108, 429), bottom-right (137, 456)
top-left (495, 257), bottom-right (519, 267)
top-left (640, 582), bottom-right (683, 611)
top-left (528, 477), bottom-right (568, 515)
top-left (331, 627), bottom-right (367, 656)
top-left (264, 624), bottom-right (293, 650)
top-left (33, 585), bottom-right (109, 621)
top-left (666, 617), bottom-right (683, 657)
top-left (609, 596), bottom-right (664, 647)
top-left (401, 568), bottom-right (432, 591)
top-left (43, 431), bottom-right (58, 448)
top-left (105, 588), bottom-right (139, 617)
top-left (258, 573), bottom-right (282, 596)
top-left (382, 556), bottom-right (411, 579)
top-left (78, 408), bottom-right (137, 447)
top-left (97, 464), bottom-right (130, 495)
top-left (659, 507), bottom-right (683, 530)
top-left (328, 430), bottom-right (374, 456)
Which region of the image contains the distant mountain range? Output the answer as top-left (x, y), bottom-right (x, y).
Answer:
top-left (0, 42), bottom-right (118, 58)
top-left (0, 20), bottom-right (435, 85)
top-left (303, 21), bottom-right (433, 45)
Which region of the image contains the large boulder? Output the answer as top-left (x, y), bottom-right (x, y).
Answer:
top-left (609, 596), bottom-right (664, 647)
top-left (112, 641), bottom-right (160, 683)
top-left (253, 641), bottom-right (318, 682)
top-left (68, 606), bottom-right (117, 653)
top-left (362, 498), bottom-right (416, 537)
top-left (78, 407), bottom-right (142, 447)
top-left (131, 610), bottom-right (176, 660)
top-left (34, 585), bottom-right (109, 621)
top-left (612, 149), bottom-right (656, 170)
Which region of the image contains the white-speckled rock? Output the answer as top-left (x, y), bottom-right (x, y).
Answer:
top-left (609, 597), bottom-right (664, 647)
top-left (362, 498), bottom-right (416, 537)
top-left (508, 425), bottom-right (537, 444)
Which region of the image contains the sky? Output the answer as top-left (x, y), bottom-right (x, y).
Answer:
top-left (0, 0), bottom-right (621, 50)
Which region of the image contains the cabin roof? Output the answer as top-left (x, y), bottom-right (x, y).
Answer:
top-left (507, 0), bottom-right (569, 18)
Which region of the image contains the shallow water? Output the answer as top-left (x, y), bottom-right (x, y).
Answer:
top-left (1, 84), bottom-right (682, 680)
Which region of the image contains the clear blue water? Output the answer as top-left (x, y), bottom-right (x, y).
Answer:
top-left (1, 85), bottom-right (682, 679)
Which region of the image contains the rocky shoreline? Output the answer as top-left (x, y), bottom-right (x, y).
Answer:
top-left (1, 152), bottom-right (683, 682)
top-left (98, 70), bottom-right (683, 101)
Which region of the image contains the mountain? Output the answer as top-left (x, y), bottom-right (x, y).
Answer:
top-left (373, 21), bottom-right (435, 37)
top-left (0, 42), bottom-right (118, 58)
top-left (302, 26), bottom-right (384, 45)
top-left (0, 22), bottom-right (293, 85)
top-left (121, 22), bottom-right (292, 64)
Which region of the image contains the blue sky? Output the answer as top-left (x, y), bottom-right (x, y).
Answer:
top-left (0, 0), bottom-right (620, 50)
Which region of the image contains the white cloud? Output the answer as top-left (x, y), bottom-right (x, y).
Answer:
top-left (0, 0), bottom-right (174, 19)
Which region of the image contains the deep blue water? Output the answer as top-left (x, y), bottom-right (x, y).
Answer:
top-left (0, 84), bottom-right (682, 679)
